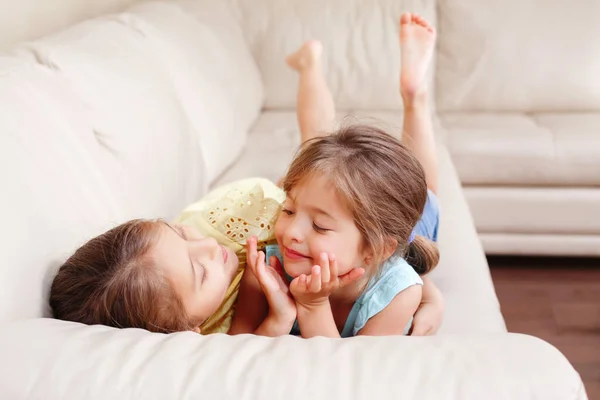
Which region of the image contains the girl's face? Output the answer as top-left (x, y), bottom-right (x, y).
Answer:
top-left (275, 174), bottom-right (370, 280)
top-left (149, 223), bottom-right (239, 327)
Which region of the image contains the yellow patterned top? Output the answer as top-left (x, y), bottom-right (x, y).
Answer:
top-left (172, 178), bottom-right (285, 334)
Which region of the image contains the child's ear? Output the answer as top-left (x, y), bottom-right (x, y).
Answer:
top-left (362, 245), bottom-right (375, 267)
top-left (382, 238), bottom-right (398, 260)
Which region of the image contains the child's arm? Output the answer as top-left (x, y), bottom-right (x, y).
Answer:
top-left (295, 301), bottom-right (339, 338)
top-left (357, 285), bottom-right (422, 335)
top-left (229, 238), bottom-right (296, 336)
top-left (229, 271), bottom-right (295, 336)
top-left (228, 269), bottom-right (268, 334)
top-left (291, 253), bottom-right (364, 338)
top-left (410, 276), bottom-right (444, 335)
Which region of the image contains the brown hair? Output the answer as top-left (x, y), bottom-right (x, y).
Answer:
top-left (49, 219), bottom-right (197, 333)
top-left (283, 124), bottom-right (439, 275)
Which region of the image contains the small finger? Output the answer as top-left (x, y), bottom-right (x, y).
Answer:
top-left (257, 252), bottom-right (279, 291)
top-left (300, 274), bottom-right (308, 291)
top-left (329, 253), bottom-right (338, 280)
top-left (290, 275), bottom-right (301, 293)
top-left (270, 256), bottom-right (287, 281)
top-left (256, 251), bottom-right (266, 277)
top-left (309, 265), bottom-right (321, 292)
top-left (246, 236), bottom-right (258, 266)
top-left (253, 251), bottom-right (265, 281)
top-left (320, 253), bottom-right (330, 283)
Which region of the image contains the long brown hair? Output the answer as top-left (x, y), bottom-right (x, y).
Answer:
top-left (282, 124), bottom-right (439, 275)
top-left (49, 219), bottom-right (196, 333)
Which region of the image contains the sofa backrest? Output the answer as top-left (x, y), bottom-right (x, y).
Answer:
top-left (436, 0), bottom-right (600, 112)
top-left (230, 0), bottom-right (437, 111)
top-left (0, 0), bottom-right (145, 52)
top-left (0, 0), bottom-right (264, 324)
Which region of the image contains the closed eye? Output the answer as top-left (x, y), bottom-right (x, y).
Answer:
top-left (312, 222), bottom-right (329, 233)
top-left (199, 263), bottom-right (207, 283)
top-left (177, 226), bottom-right (188, 240)
top-left (282, 208), bottom-right (294, 216)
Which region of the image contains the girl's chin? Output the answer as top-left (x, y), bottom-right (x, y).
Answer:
top-left (281, 258), bottom-right (313, 279)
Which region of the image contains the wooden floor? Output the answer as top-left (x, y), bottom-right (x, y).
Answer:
top-left (489, 256), bottom-right (600, 400)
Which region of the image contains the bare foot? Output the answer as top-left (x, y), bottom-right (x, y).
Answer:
top-left (399, 13), bottom-right (436, 101)
top-left (286, 40), bottom-right (323, 71)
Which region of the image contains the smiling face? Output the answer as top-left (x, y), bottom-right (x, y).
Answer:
top-left (147, 223), bottom-right (239, 327)
top-left (274, 173), bottom-right (370, 279)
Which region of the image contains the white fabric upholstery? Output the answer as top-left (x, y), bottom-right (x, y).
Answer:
top-left (0, 57), bottom-right (128, 323)
top-left (0, 0), bottom-right (588, 398)
top-left (0, 319), bottom-right (586, 400)
top-left (436, 0), bottom-right (600, 112)
top-left (13, 17), bottom-right (207, 220)
top-left (480, 233), bottom-right (600, 257)
top-left (465, 187), bottom-right (600, 235)
top-left (0, 0), bottom-right (144, 51)
top-left (434, 0), bottom-right (600, 256)
top-left (441, 112), bottom-right (600, 186)
top-left (15, 0), bottom-right (263, 185)
top-left (229, 0), bottom-right (436, 110)
top-left (440, 111), bottom-right (600, 255)
top-left (124, 0), bottom-right (264, 182)
top-left (0, 0), bottom-right (264, 323)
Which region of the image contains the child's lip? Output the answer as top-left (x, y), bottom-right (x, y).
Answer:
top-left (221, 246), bottom-right (228, 263)
top-left (284, 247), bottom-right (309, 259)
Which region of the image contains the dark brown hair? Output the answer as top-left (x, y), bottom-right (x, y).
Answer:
top-left (50, 219), bottom-right (197, 333)
top-left (283, 124), bottom-right (439, 275)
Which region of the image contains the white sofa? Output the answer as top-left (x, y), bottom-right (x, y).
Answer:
top-left (435, 0), bottom-right (600, 257)
top-left (0, 0), bottom-right (588, 398)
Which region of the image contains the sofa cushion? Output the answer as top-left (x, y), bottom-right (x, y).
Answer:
top-left (0, 57), bottom-right (123, 323)
top-left (216, 111), bottom-right (506, 334)
top-left (465, 187), bottom-right (600, 235)
top-left (436, 0), bottom-right (600, 112)
top-left (230, 0), bottom-right (436, 111)
top-left (0, 5), bottom-right (244, 322)
top-left (125, 0), bottom-right (264, 182)
top-left (14, 16), bottom-right (208, 219)
top-left (17, 0), bottom-right (263, 186)
top-left (0, 319), bottom-right (587, 400)
top-left (480, 232), bottom-right (600, 257)
top-left (441, 113), bottom-right (600, 186)
top-left (0, 0), bottom-right (144, 51)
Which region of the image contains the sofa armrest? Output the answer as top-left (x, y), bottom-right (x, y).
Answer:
top-left (0, 319), bottom-right (586, 400)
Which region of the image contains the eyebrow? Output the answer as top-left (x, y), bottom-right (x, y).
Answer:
top-left (308, 205), bottom-right (334, 220)
top-left (287, 194), bottom-right (335, 220)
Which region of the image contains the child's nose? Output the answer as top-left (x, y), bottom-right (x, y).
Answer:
top-left (285, 220), bottom-right (304, 244)
top-left (198, 237), bottom-right (221, 259)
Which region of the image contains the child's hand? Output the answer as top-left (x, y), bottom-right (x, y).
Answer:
top-left (290, 252), bottom-right (365, 309)
top-left (409, 298), bottom-right (444, 336)
top-left (246, 237), bottom-right (296, 324)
